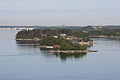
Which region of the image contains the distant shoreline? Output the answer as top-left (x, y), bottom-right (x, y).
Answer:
top-left (91, 36), bottom-right (120, 38)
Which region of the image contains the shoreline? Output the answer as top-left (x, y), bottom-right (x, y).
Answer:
top-left (16, 39), bottom-right (40, 41)
top-left (91, 36), bottom-right (120, 38)
top-left (49, 50), bottom-right (97, 53)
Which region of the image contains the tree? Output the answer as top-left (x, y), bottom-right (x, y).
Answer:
top-left (60, 41), bottom-right (73, 50)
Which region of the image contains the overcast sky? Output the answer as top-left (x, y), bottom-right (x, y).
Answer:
top-left (0, 0), bottom-right (120, 26)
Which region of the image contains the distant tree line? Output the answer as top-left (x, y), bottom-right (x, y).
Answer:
top-left (88, 29), bottom-right (120, 36)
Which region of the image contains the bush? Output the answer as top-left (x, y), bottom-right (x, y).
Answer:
top-left (79, 45), bottom-right (87, 50)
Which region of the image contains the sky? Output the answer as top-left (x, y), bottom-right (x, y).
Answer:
top-left (0, 0), bottom-right (120, 26)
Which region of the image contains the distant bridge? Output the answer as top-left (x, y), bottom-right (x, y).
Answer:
top-left (0, 27), bottom-right (34, 30)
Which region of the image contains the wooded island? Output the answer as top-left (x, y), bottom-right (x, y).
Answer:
top-left (16, 29), bottom-right (94, 52)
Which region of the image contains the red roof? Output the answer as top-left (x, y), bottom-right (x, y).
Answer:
top-left (53, 44), bottom-right (56, 47)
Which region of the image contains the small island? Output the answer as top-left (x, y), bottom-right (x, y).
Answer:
top-left (16, 29), bottom-right (97, 53)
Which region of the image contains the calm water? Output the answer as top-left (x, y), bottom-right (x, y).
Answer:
top-left (0, 30), bottom-right (120, 80)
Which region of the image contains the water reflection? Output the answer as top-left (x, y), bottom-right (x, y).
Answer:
top-left (16, 41), bottom-right (40, 49)
top-left (53, 52), bottom-right (86, 62)
top-left (16, 40), bottom-right (40, 45)
top-left (16, 41), bottom-right (87, 61)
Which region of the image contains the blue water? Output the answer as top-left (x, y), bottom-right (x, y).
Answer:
top-left (0, 30), bottom-right (120, 80)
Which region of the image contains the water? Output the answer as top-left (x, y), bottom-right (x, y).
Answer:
top-left (0, 30), bottom-right (120, 80)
